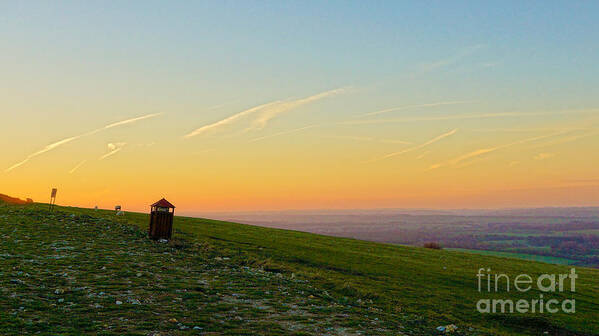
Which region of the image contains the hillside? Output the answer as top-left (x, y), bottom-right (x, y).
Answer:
top-left (1, 201), bottom-right (598, 335)
top-left (204, 209), bottom-right (599, 268)
top-left (0, 193), bottom-right (28, 205)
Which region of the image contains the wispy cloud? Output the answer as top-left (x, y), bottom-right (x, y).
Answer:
top-left (529, 130), bottom-right (598, 149)
top-left (206, 102), bottom-right (234, 111)
top-left (184, 88), bottom-right (348, 138)
top-left (99, 143), bottom-right (126, 160)
top-left (415, 151), bottom-right (431, 160)
top-left (184, 101), bottom-right (281, 138)
top-left (5, 136), bottom-right (81, 172)
top-left (68, 160), bottom-right (87, 174)
top-left (428, 131), bottom-right (569, 170)
top-left (250, 88), bottom-right (346, 131)
top-left (343, 111), bottom-right (549, 126)
top-left (366, 129), bottom-right (458, 163)
top-left (421, 44), bottom-right (484, 72)
top-left (321, 135), bottom-right (412, 145)
top-left (99, 113), bottom-right (162, 131)
top-left (472, 127), bottom-right (590, 133)
top-left (361, 101), bottom-right (471, 118)
top-left (249, 125), bottom-right (319, 143)
top-left (5, 113), bottom-right (161, 172)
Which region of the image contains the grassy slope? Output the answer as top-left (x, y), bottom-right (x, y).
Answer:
top-left (1, 204), bottom-right (399, 335)
top-left (6, 203), bottom-right (599, 335)
top-left (445, 248), bottom-right (578, 266)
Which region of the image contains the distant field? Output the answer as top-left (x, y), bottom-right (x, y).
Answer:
top-left (446, 248), bottom-right (578, 265)
top-left (211, 210), bottom-right (599, 267)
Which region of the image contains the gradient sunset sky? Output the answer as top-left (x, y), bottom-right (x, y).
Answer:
top-left (2, 1), bottom-right (598, 213)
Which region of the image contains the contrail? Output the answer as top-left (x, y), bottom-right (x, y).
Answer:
top-left (361, 101), bottom-right (471, 118)
top-left (344, 112), bottom-right (548, 125)
top-left (249, 125), bottom-right (319, 142)
top-left (101, 113), bottom-right (162, 130)
top-left (99, 148), bottom-right (123, 160)
top-left (421, 44), bottom-right (484, 72)
top-left (415, 151), bottom-right (431, 160)
top-left (184, 101), bottom-right (280, 138)
top-left (366, 129), bottom-right (458, 163)
top-left (320, 135), bottom-right (412, 145)
top-left (5, 136), bottom-right (81, 172)
top-left (5, 113), bottom-right (160, 172)
top-left (529, 130), bottom-right (599, 149)
top-left (249, 88), bottom-right (347, 131)
top-left (349, 108), bottom-right (599, 126)
top-left (99, 143), bottom-right (126, 160)
top-left (428, 131), bottom-right (570, 170)
top-left (184, 88), bottom-right (348, 138)
top-left (68, 160), bottom-right (87, 174)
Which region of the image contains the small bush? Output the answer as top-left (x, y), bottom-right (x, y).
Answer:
top-left (423, 242), bottom-right (442, 249)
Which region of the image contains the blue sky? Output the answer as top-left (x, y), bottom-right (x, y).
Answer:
top-left (1, 1), bottom-right (598, 210)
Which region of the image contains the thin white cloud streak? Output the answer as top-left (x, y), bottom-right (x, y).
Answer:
top-left (99, 148), bottom-right (122, 160)
top-left (249, 125), bottom-right (319, 143)
top-left (361, 101), bottom-right (471, 118)
top-left (184, 101), bottom-right (281, 138)
top-left (343, 112), bottom-right (549, 126)
top-left (206, 102), bottom-right (234, 111)
top-left (421, 44), bottom-right (484, 72)
top-left (529, 130), bottom-right (598, 149)
top-left (5, 136), bottom-right (81, 172)
top-left (415, 151), bottom-right (431, 160)
top-left (347, 108), bottom-right (599, 126)
top-left (68, 160), bottom-right (87, 174)
top-left (100, 113), bottom-right (162, 131)
top-left (366, 129), bottom-right (458, 163)
top-left (249, 88), bottom-right (346, 131)
top-left (184, 88), bottom-right (348, 138)
top-left (321, 135), bottom-right (412, 145)
top-left (472, 127), bottom-right (590, 133)
top-left (428, 131), bottom-right (570, 170)
top-left (5, 113), bottom-right (161, 172)
top-left (99, 143), bottom-right (126, 160)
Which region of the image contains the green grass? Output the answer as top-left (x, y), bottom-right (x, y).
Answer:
top-left (446, 248), bottom-right (578, 266)
top-left (2, 202), bottom-right (599, 335)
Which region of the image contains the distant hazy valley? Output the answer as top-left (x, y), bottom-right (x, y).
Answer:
top-left (200, 207), bottom-right (599, 267)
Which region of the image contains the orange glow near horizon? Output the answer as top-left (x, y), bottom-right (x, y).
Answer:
top-left (2, 3), bottom-right (599, 212)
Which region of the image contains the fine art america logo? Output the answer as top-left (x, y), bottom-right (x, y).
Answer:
top-left (476, 268), bottom-right (577, 314)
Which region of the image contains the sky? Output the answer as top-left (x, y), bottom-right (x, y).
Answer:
top-left (1, 1), bottom-right (599, 213)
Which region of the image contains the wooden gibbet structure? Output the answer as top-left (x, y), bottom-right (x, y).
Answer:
top-left (148, 198), bottom-right (175, 240)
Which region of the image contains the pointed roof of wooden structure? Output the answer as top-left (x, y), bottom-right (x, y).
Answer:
top-left (151, 198), bottom-right (175, 208)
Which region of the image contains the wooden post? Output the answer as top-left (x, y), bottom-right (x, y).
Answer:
top-left (49, 188), bottom-right (57, 211)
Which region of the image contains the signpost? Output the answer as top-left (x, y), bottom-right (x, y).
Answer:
top-left (49, 188), bottom-right (57, 211)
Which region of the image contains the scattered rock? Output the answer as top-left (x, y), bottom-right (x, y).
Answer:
top-left (436, 324), bottom-right (458, 333)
